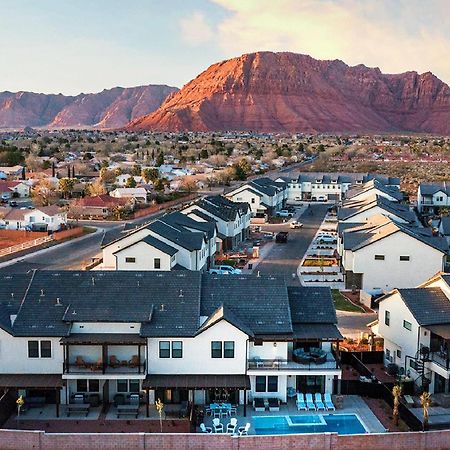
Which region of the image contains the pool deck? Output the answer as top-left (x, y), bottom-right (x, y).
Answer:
top-left (201, 396), bottom-right (386, 435)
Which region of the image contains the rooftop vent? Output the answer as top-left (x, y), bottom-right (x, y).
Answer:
top-left (91, 277), bottom-right (95, 286)
top-left (72, 309), bottom-right (77, 316)
top-left (160, 304), bottom-right (166, 312)
top-left (55, 297), bottom-right (62, 306)
top-left (179, 289), bottom-right (183, 298)
top-left (40, 289), bottom-right (45, 297)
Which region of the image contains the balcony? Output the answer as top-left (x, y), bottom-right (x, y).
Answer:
top-left (61, 333), bottom-right (147, 375)
top-left (247, 352), bottom-right (339, 371)
top-left (429, 352), bottom-right (450, 371)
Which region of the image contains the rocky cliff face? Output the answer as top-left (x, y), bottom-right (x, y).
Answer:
top-left (127, 52), bottom-right (450, 134)
top-left (0, 85), bottom-right (178, 129)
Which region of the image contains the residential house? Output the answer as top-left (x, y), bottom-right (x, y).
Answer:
top-left (181, 195), bottom-right (251, 252)
top-left (374, 272), bottom-right (450, 394)
top-left (439, 217), bottom-right (450, 247)
top-left (345, 179), bottom-right (404, 203)
top-left (0, 271), bottom-right (342, 415)
top-left (338, 195), bottom-right (417, 225)
top-left (102, 211), bottom-right (217, 271)
top-left (338, 214), bottom-right (448, 294)
top-left (0, 180), bottom-right (30, 200)
top-left (70, 195), bottom-right (133, 219)
top-left (0, 205), bottom-right (67, 231)
top-left (225, 177), bottom-right (287, 218)
top-left (0, 165), bottom-right (24, 180)
top-left (116, 174), bottom-right (144, 187)
top-left (110, 188), bottom-right (148, 204)
top-left (417, 182), bottom-right (450, 214)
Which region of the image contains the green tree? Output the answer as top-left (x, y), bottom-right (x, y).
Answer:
top-left (233, 164), bottom-right (247, 181)
top-left (156, 152), bottom-right (164, 167)
top-left (154, 179), bottom-right (165, 192)
top-left (200, 148), bottom-right (209, 159)
top-left (317, 144), bottom-right (325, 152)
top-left (125, 176), bottom-right (137, 188)
top-left (142, 168), bottom-right (159, 183)
top-left (58, 177), bottom-right (76, 199)
top-left (132, 164), bottom-right (141, 176)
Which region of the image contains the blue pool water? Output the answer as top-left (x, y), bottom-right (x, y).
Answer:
top-left (253, 414), bottom-right (367, 435)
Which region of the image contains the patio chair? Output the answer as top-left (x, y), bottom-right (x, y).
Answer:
top-left (128, 355), bottom-right (140, 368)
top-left (75, 356), bottom-right (88, 369)
top-left (305, 393), bottom-right (316, 410)
top-left (90, 357), bottom-right (102, 371)
top-left (314, 393), bottom-right (326, 411)
top-left (229, 405), bottom-right (237, 416)
top-left (212, 418), bottom-right (224, 433)
top-left (296, 393), bottom-right (307, 411)
top-left (253, 398), bottom-right (266, 412)
top-left (213, 408), bottom-right (222, 418)
top-left (268, 398), bottom-right (280, 412)
top-left (204, 405), bottom-right (212, 416)
top-left (238, 423), bottom-right (251, 436)
top-left (200, 423), bottom-right (212, 433)
top-left (324, 393), bottom-right (336, 411)
top-left (109, 355), bottom-right (120, 368)
top-left (226, 417), bottom-right (237, 434)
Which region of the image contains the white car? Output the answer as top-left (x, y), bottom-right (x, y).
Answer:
top-left (275, 210), bottom-right (293, 218)
top-left (209, 265), bottom-right (242, 275)
top-left (317, 235), bottom-right (336, 244)
top-left (290, 221), bottom-right (303, 229)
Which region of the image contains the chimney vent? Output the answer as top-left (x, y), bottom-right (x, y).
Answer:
top-left (160, 304), bottom-right (166, 312)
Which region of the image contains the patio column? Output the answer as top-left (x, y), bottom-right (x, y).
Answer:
top-left (243, 389), bottom-right (247, 417)
top-left (64, 344), bottom-right (69, 373)
top-left (138, 345), bottom-right (142, 374)
top-left (55, 388), bottom-right (60, 418)
top-left (335, 340), bottom-right (340, 369)
top-left (102, 344), bottom-right (107, 374)
top-left (146, 388), bottom-right (150, 417)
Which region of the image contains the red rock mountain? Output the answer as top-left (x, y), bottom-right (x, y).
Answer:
top-left (0, 85), bottom-right (178, 129)
top-left (128, 52), bottom-right (450, 134)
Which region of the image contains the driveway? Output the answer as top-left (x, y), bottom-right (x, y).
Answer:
top-left (255, 203), bottom-right (329, 284)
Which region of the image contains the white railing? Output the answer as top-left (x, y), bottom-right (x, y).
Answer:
top-left (0, 235), bottom-right (54, 257)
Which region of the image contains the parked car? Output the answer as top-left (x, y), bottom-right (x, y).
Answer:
top-left (317, 235), bottom-right (336, 244)
top-left (209, 265), bottom-right (242, 275)
top-left (290, 221), bottom-right (303, 229)
top-left (9, 201), bottom-right (18, 207)
top-left (275, 210), bottom-right (293, 218)
top-left (275, 231), bottom-right (289, 243)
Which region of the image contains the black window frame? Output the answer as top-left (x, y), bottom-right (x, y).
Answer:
top-left (224, 341), bottom-right (235, 358)
top-left (125, 257), bottom-right (136, 263)
top-left (76, 379), bottom-right (88, 392)
top-left (374, 254), bottom-right (385, 260)
top-left (211, 341), bottom-right (222, 358)
top-left (129, 380), bottom-right (140, 393)
top-left (403, 320), bottom-right (412, 331)
top-left (159, 341), bottom-right (171, 358)
top-left (40, 340), bottom-right (52, 358)
top-left (385, 310), bottom-right (390, 326)
top-left (255, 376), bottom-right (266, 392)
top-left (399, 255), bottom-right (410, 261)
top-left (88, 379), bottom-right (100, 392)
top-left (28, 341), bottom-right (39, 358)
top-left (171, 341), bottom-right (183, 358)
top-left (154, 258), bottom-right (161, 269)
top-left (117, 379), bottom-right (128, 393)
top-left (267, 376), bottom-right (278, 393)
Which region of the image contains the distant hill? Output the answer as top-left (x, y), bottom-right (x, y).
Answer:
top-left (127, 51), bottom-right (450, 134)
top-left (0, 85), bottom-right (178, 129)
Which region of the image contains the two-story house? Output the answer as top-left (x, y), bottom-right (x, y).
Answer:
top-left (181, 195), bottom-right (251, 252)
top-left (345, 179), bottom-right (404, 203)
top-left (0, 270), bottom-right (342, 416)
top-left (0, 205), bottom-right (67, 231)
top-left (374, 272), bottom-right (450, 394)
top-left (417, 182), bottom-right (450, 215)
top-left (338, 215), bottom-right (448, 294)
top-left (102, 212), bottom-right (217, 271)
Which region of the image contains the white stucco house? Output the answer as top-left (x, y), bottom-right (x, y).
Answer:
top-left (338, 215), bottom-right (448, 294)
top-left (110, 188), bottom-right (148, 203)
top-left (417, 182), bottom-right (450, 214)
top-left (0, 205), bottom-right (67, 231)
top-left (0, 180), bottom-right (30, 200)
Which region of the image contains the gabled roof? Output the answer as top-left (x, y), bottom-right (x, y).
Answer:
top-left (288, 287), bottom-right (337, 324)
top-left (147, 220), bottom-right (205, 251)
top-left (195, 304), bottom-right (254, 337)
top-left (75, 194), bottom-right (129, 207)
top-left (346, 179), bottom-right (404, 201)
top-left (420, 182), bottom-right (450, 196)
top-left (160, 211), bottom-right (216, 240)
top-left (440, 217), bottom-right (450, 235)
top-left (112, 235), bottom-right (178, 257)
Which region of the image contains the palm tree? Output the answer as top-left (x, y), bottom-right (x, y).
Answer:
top-left (392, 385), bottom-right (402, 426)
top-left (420, 391), bottom-right (431, 431)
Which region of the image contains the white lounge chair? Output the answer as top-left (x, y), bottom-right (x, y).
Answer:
top-left (213, 418), bottom-right (224, 433)
top-left (226, 417), bottom-right (237, 434)
top-left (324, 393), bottom-right (336, 411)
top-left (305, 393), bottom-right (316, 410)
top-left (314, 393), bottom-right (326, 411)
top-left (296, 393), bottom-right (307, 411)
top-left (238, 423), bottom-right (251, 436)
top-left (200, 423), bottom-right (212, 433)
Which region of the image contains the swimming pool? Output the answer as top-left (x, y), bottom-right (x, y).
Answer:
top-left (253, 414), bottom-right (367, 435)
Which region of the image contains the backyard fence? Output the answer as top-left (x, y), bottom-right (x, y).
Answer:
top-left (0, 235), bottom-right (53, 258)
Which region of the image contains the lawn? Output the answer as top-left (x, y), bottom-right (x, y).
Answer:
top-left (332, 289), bottom-right (365, 313)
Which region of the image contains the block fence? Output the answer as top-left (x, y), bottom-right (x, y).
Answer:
top-left (2, 429), bottom-right (450, 450)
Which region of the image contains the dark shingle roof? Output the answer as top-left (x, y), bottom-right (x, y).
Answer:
top-left (397, 288), bottom-right (450, 326)
top-left (288, 287), bottom-right (337, 324)
top-left (147, 220), bottom-right (205, 251)
top-left (113, 235), bottom-right (178, 257)
top-left (420, 182), bottom-right (450, 196)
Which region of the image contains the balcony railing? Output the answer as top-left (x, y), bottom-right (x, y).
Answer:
top-left (247, 353), bottom-right (338, 371)
top-left (64, 358), bottom-right (146, 374)
top-left (429, 352), bottom-right (450, 370)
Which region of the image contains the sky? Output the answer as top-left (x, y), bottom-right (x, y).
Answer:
top-left (1, 0), bottom-right (449, 95)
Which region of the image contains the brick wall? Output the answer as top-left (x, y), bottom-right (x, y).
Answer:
top-left (3, 429), bottom-right (450, 450)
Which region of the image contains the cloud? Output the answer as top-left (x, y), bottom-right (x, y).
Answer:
top-left (179, 11), bottom-right (213, 46)
top-left (209, 0), bottom-right (450, 84)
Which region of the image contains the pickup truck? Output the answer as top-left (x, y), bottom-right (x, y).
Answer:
top-left (275, 231), bottom-right (289, 243)
top-left (275, 210), bottom-right (293, 218)
top-left (209, 265), bottom-right (242, 275)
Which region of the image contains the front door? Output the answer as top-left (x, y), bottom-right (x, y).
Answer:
top-left (296, 375), bottom-right (325, 393)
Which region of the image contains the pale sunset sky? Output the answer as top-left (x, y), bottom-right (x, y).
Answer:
top-left (1, 0), bottom-right (449, 95)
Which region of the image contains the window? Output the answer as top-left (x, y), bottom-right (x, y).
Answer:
top-left (76, 379), bottom-right (99, 392)
top-left (28, 341), bottom-right (39, 358)
top-left (255, 376), bottom-right (266, 392)
top-left (171, 341), bottom-right (183, 358)
top-left (129, 380), bottom-right (140, 393)
top-left (40, 341), bottom-right (51, 358)
top-left (374, 255), bottom-right (385, 260)
top-left (224, 341), bottom-right (235, 358)
top-left (251, 198), bottom-right (255, 204)
top-left (385, 310), bottom-right (390, 326)
top-left (400, 255), bottom-right (410, 261)
top-left (125, 257), bottom-right (136, 263)
top-left (385, 349), bottom-right (391, 360)
top-left (396, 350), bottom-right (402, 359)
top-left (403, 320), bottom-right (412, 331)
top-left (159, 341), bottom-right (170, 358)
top-left (211, 341), bottom-right (222, 358)
top-left (28, 340), bottom-right (51, 358)
top-left (267, 376), bottom-right (278, 392)
top-left (76, 379), bottom-right (88, 392)
top-left (253, 340), bottom-right (263, 347)
top-left (117, 379), bottom-right (140, 393)
top-left (154, 258), bottom-right (161, 269)
top-left (117, 379), bottom-right (128, 393)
